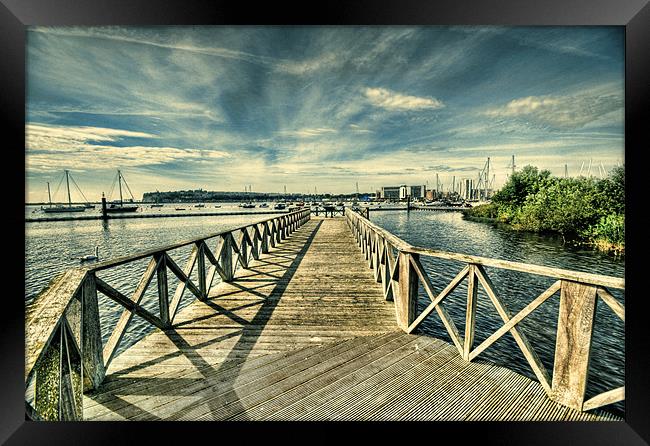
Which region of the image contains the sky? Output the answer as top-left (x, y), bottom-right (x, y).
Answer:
top-left (25, 26), bottom-right (624, 202)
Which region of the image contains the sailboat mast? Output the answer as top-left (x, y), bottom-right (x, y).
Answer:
top-left (118, 170), bottom-right (123, 205)
top-left (65, 170), bottom-right (72, 207)
top-left (485, 157), bottom-right (490, 201)
top-left (47, 182), bottom-right (52, 207)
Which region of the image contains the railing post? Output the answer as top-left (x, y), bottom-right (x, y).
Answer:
top-left (252, 227), bottom-right (260, 260)
top-left (275, 219), bottom-right (282, 244)
top-left (240, 229), bottom-right (249, 268)
top-left (261, 222), bottom-right (269, 254)
top-left (281, 216), bottom-right (288, 240)
top-left (269, 221), bottom-right (277, 248)
top-left (551, 280), bottom-right (598, 410)
top-left (463, 264), bottom-right (478, 361)
top-left (395, 251), bottom-right (418, 331)
top-left (219, 233), bottom-right (234, 281)
top-left (156, 253), bottom-right (170, 327)
top-left (33, 324), bottom-right (63, 420)
top-left (81, 272), bottom-right (105, 390)
top-left (197, 241), bottom-right (207, 299)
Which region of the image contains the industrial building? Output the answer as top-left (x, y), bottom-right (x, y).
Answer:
top-left (380, 185), bottom-right (426, 200)
top-left (380, 186), bottom-right (402, 200)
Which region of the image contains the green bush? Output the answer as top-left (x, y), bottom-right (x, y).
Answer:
top-left (465, 203), bottom-right (499, 219)
top-left (513, 177), bottom-right (600, 238)
top-left (585, 214), bottom-right (625, 245)
top-left (478, 164), bottom-right (624, 251)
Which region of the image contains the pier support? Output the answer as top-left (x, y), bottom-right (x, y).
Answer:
top-left (81, 273), bottom-right (105, 390)
top-left (551, 280), bottom-right (598, 410)
top-left (157, 254), bottom-right (170, 327)
top-left (219, 234), bottom-right (235, 281)
top-left (395, 252), bottom-right (418, 331)
top-left (463, 265), bottom-right (478, 360)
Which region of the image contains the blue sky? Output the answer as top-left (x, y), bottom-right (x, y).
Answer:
top-left (26, 26), bottom-right (624, 202)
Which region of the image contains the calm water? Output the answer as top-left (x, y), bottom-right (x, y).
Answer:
top-left (25, 207), bottom-right (625, 415)
top-left (25, 202), bottom-right (285, 220)
top-left (370, 210), bottom-right (625, 415)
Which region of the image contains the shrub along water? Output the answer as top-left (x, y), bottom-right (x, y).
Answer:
top-left (464, 165), bottom-right (624, 254)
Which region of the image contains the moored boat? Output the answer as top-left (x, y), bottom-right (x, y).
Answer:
top-left (105, 170), bottom-right (139, 213)
top-left (41, 171), bottom-right (87, 213)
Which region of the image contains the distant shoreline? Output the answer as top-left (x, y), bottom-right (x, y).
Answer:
top-left (25, 209), bottom-right (288, 223)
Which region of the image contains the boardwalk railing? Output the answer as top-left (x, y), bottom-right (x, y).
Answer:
top-left (311, 206), bottom-right (345, 217)
top-left (345, 208), bottom-right (624, 413)
top-left (25, 209), bottom-right (311, 420)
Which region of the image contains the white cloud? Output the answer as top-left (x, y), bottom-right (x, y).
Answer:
top-left (363, 87), bottom-right (444, 111)
top-left (31, 27), bottom-right (279, 68)
top-left (484, 93), bottom-right (623, 129)
top-left (27, 123), bottom-right (156, 144)
top-left (26, 123), bottom-right (229, 172)
top-left (275, 53), bottom-right (341, 75)
top-left (277, 127), bottom-right (337, 138)
top-left (349, 124), bottom-right (372, 133)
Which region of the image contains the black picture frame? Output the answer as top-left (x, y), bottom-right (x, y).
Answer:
top-left (3, 0), bottom-right (648, 444)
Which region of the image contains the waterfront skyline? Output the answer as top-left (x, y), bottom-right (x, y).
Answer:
top-left (26, 26), bottom-right (624, 202)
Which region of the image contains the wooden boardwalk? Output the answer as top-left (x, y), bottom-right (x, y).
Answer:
top-left (80, 217), bottom-right (620, 421)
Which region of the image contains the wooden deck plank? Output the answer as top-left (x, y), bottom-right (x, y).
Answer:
top-left (262, 336), bottom-right (445, 421)
top-left (298, 343), bottom-right (461, 421)
top-left (176, 332), bottom-right (405, 421)
top-left (227, 333), bottom-right (433, 420)
top-left (83, 217), bottom-right (622, 422)
top-left (87, 334), bottom-right (394, 420)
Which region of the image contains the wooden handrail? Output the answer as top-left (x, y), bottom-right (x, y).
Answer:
top-left (90, 210), bottom-right (307, 272)
top-left (344, 208), bottom-right (623, 289)
top-left (344, 207), bottom-right (625, 413)
top-left (25, 209), bottom-right (311, 420)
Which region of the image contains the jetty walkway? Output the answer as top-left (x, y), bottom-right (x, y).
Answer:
top-left (25, 210), bottom-right (624, 421)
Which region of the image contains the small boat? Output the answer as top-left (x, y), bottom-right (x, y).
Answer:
top-left (194, 203), bottom-right (205, 208)
top-left (176, 207), bottom-right (186, 211)
top-left (273, 203), bottom-right (286, 210)
top-left (151, 204), bottom-right (164, 208)
top-left (240, 203), bottom-right (256, 209)
top-left (105, 170), bottom-right (139, 213)
top-left (259, 203), bottom-right (269, 208)
top-left (42, 172), bottom-right (87, 213)
top-left (214, 205), bottom-right (221, 208)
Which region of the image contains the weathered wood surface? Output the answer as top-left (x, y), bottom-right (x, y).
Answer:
top-left (551, 281), bottom-right (598, 410)
top-left (81, 218), bottom-right (620, 421)
top-left (25, 268), bottom-right (87, 383)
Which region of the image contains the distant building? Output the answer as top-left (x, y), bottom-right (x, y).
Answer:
top-left (381, 184), bottom-right (426, 200)
top-left (381, 186), bottom-right (401, 200)
top-left (410, 185), bottom-right (426, 199)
